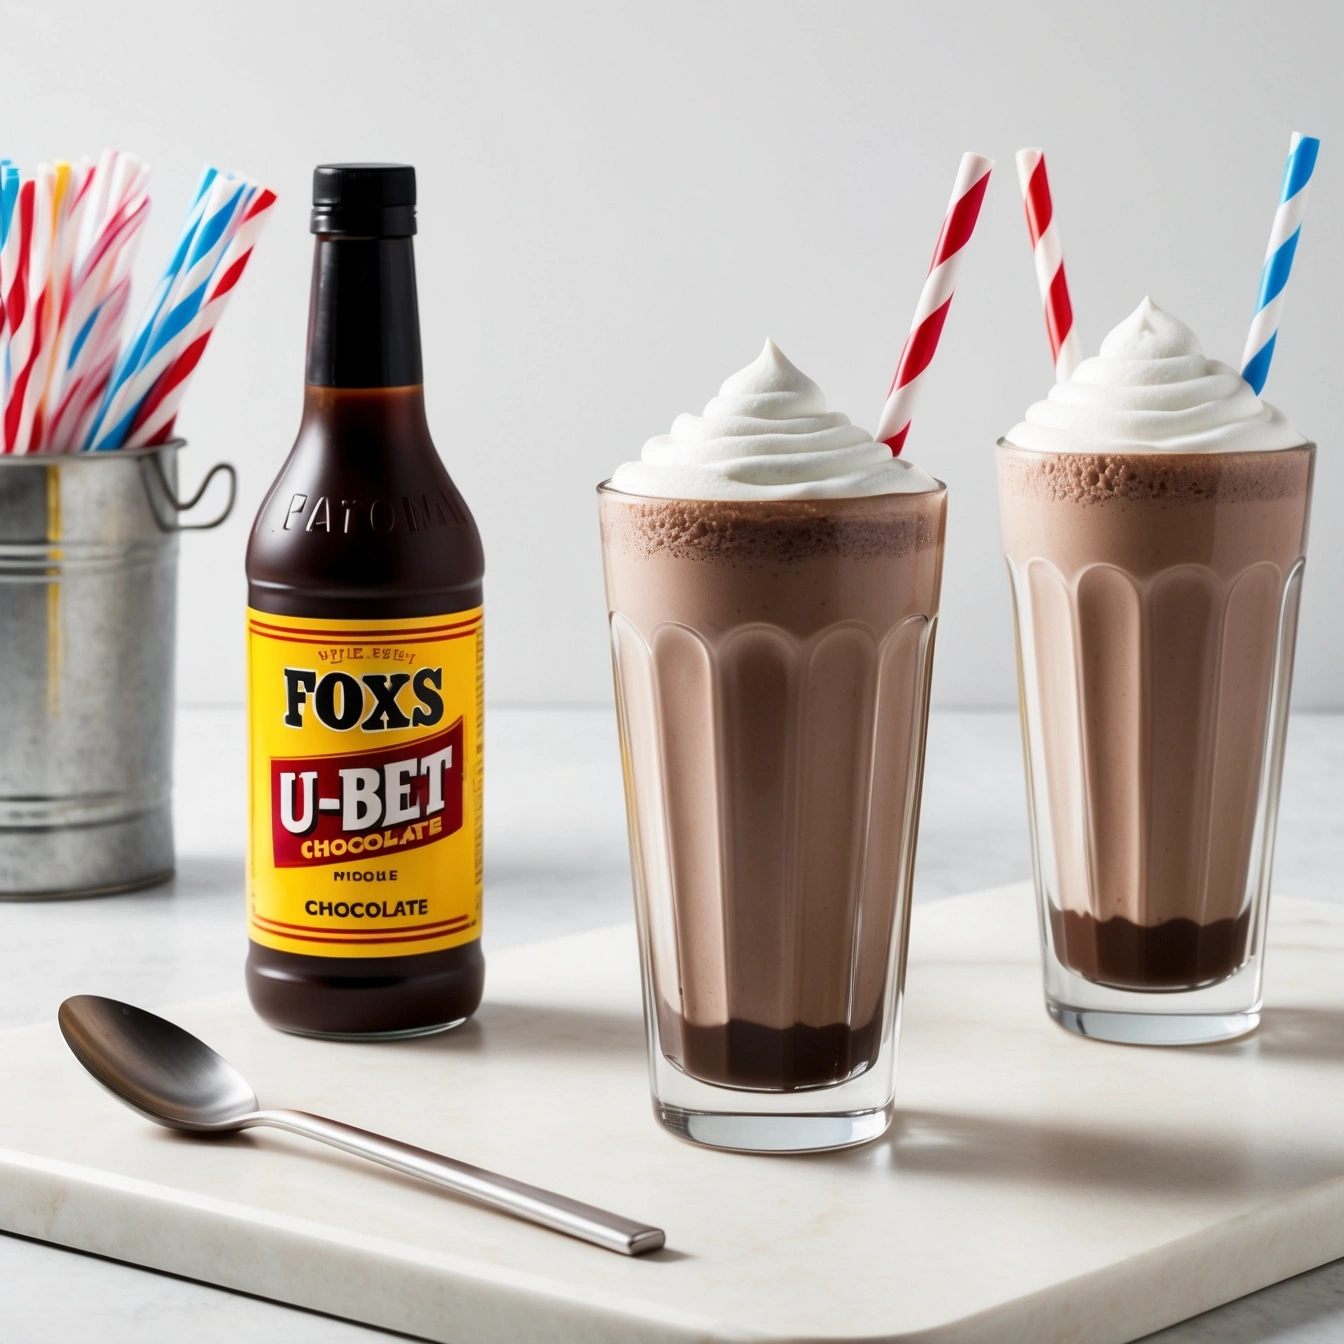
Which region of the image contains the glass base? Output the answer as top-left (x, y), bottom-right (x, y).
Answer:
top-left (1040, 936), bottom-right (1265, 1048)
top-left (279, 1015), bottom-right (467, 1042)
top-left (657, 1102), bottom-right (893, 1153)
top-left (1048, 1003), bottom-right (1260, 1046)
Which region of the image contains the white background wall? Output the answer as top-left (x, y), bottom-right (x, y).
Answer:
top-left (3, 0), bottom-right (1340, 707)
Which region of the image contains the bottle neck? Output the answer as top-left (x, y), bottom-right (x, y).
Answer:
top-left (305, 235), bottom-right (424, 388)
top-left (297, 383), bottom-right (431, 443)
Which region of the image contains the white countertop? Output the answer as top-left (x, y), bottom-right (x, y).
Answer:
top-left (2, 706), bottom-right (1342, 1342)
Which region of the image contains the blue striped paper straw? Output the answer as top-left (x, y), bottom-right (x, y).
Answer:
top-left (90, 174), bottom-right (248, 451)
top-left (141, 178), bottom-right (249, 365)
top-left (83, 165), bottom-right (218, 450)
top-left (1, 161), bottom-right (19, 398)
top-left (66, 295), bottom-right (109, 372)
top-left (1241, 132), bottom-right (1320, 395)
top-left (0, 161), bottom-right (18, 246)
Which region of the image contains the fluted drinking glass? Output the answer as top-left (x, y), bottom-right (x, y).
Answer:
top-left (997, 441), bottom-right (1314, 1045)
top-left (599, 483), bottom-right (946, 1151)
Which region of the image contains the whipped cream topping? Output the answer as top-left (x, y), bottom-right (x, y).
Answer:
top-left (611, 340), bottom-right (939, 500)
top-left (1006, 298), bottom-right (1305, 454)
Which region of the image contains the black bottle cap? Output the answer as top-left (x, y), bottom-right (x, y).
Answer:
top-left (311, 164), bottom-right (417, 237)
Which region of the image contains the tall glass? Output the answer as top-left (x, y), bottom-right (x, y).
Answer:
top-left (598, 484), bottom-right (946, 1151)
top-left (997, 443), bottom-right (1314, 1044)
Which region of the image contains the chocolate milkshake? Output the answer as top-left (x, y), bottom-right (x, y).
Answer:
top-left (601, 341), bottom-right (945, 1150)
top-left (999, 300), bottom-right (1313, 1041)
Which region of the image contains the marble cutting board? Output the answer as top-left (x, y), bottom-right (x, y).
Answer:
top-left (4, 882), bottom-right (1344, 1343)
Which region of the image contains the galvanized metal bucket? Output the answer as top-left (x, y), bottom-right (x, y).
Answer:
top-left (0, 443), bottom-right (235, 898)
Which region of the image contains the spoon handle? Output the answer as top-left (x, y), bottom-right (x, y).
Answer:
top-left (249, 1109), bottom-right (665, 1256)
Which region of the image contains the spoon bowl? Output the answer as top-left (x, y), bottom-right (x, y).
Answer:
top-left (60, 995), bottom-right (258, 1132)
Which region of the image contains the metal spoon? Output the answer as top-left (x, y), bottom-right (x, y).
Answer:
top-left (58, 995), bottom-right (665, 1257)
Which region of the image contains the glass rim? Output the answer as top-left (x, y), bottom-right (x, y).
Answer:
top-left (995, 435), bottom-right (1316, 455)
top-left (0, 438), bottom-right (188, 467)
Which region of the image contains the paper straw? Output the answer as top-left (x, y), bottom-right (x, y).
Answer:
top-left (875, 152), bottom-right (994, 453)
top-left (0, 154), bottom-right (270, 453)
top-left (77, 152), bottom-right (144, 257)
top-left (129, 186), bottom-right (276, 446)
top-left (91, 174), bottom-right (248, 451)
top-left (1241, 132), bottom-right (1320, 395)
top-left (0, 161), bottom-right (18, 324)
top-left (48, 275), bottom-right (133, 452)
top-left (22, 160), bottom-right (67, 451)
top-left (1014, 148), bottom-right (1081, 383)
top-left (4, 171), bottom-right (55, 454)
top-left (57, 155), bottom-right (141, 382)
top-left (62, 192), bottom-right (150, 379)
top-left (0, 160), bottom-right (17, 246)
top-left (146, 176), bottom-right (249, 361)
top-left (55, 275), bottom-right (132, 455)
top-left (29, 160), bottom-right (97, 450)
top-left (80, 152), bottom-right (149, 273)
top-left (1, 171), bottom-right (33, 421)
top-left (15, 166), bottom-right (57, 454)
top-left (0, 160), bottom-right (19, 398)
top-left (48, 165), bottom-right (151, 449)
top-left (75, 149), bottom-right (117, 263)
top-left (83, 165), bottom-right (219, 450)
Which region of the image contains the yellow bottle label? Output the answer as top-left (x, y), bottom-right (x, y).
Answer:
top-left (246, 607), bottom-right (483, 958)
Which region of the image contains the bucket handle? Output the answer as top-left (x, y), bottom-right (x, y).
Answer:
top-left (141, 453), bottom-right (237, 532)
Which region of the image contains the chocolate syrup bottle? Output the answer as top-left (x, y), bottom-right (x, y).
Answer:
top-left (245, 165), bottom-right (485, 1037)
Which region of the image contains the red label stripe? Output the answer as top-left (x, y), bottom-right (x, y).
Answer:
top-left (251, 920), bottom-right (476, 947)
top-left (252, 913), bottom-right (471, 938)
top-left (249, 616), bottom-right (480, 640)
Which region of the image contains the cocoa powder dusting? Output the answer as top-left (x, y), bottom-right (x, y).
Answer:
top-left (997, 445), bottom-right (1312, 506)
top-left (598, 491), bottom-right (944, 563)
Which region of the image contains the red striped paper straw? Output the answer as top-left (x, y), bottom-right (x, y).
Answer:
top-left (47, 166), bottom-right (150, 450)
top-left (31, 160), bottom-right (94, 451)
top-left (0, 179), bottom-right (32, 453)
top-left (4, 173), bottom-right (54, 454)
top-left (875, 152), bottom-right (994, 453)
top-left (1015, 148), bottom-right (1081, 382)
top-left (48, 275), bottom-right (131, 452)
top-left (47, 156), bottom-right (144, 449)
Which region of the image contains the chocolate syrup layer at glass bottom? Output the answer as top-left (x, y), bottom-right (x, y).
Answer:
top-left (1048, 906), bottom-right (1252, 991)
top-left (677, 1017), bottom-right (882, 1092)
top-left (246, 941), bottom-right (484, 1037)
